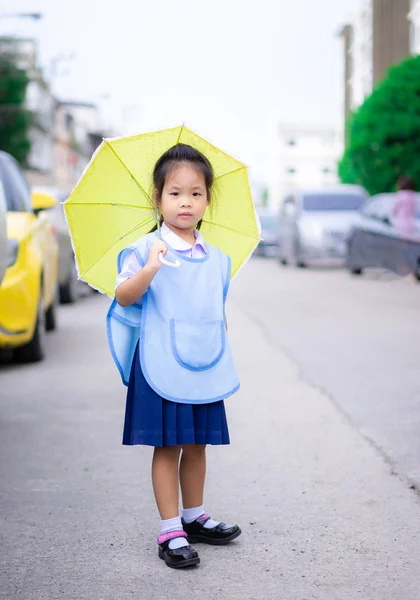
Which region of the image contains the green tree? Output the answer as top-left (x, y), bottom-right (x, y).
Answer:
top-left (0, 52), bottom-right (31, 166)
top-left (339, 55), bottom-right (420, 195)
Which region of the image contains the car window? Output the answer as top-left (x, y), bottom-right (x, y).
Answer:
top-left (302, 193), bottom-right (364, 211)
top-left (362, 199), bottom-right (382, 218)
top-left (0, 161), bottom-right (17, 211)
top-left (365, 195), bottom-right (420, 220)
top-left (6, 156), bottom-right (32, 211)
top-left (0, 154), bottom-right (32, 212)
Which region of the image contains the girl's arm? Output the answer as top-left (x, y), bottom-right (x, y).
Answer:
top-left (116, 240), bottom-right (167, 307)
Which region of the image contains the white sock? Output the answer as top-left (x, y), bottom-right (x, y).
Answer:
top-left (160, 516), bottom-right (189, 549)
top-left (182, 505), bottom-right (220, 529)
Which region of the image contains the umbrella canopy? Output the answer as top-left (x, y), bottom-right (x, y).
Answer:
top-left (64, 125), bottom-right (260, 296)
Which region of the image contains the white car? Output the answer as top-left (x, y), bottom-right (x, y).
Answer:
top-left (34, 186), bottom-right (91, 303)
top-left (278, 185), bottom-right (367, 267)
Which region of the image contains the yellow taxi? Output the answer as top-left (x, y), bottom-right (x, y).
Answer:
top-left (0, 152), bottom-right (59, 362)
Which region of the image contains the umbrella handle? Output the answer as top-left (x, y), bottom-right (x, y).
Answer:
top-left (159, 252), bottom-right (181, 268)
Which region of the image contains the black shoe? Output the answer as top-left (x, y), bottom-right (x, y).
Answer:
top-left (157, 531), bottom-right (200, 569)
top-left (182, 514), bottom-right (242, 545)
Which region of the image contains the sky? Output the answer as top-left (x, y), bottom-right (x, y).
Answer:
top-left (1, 0), bottom-right (362, 188)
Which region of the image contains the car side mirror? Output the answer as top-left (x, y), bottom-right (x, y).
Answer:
top-left (32, 191), bottom-right (56, 214)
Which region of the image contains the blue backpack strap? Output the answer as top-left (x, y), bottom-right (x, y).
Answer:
top-left (106, 238), bottom-right (152, 386)
top-left (106, 298), bottom-right (143, 387)
top-left (214, 246), bottom-right (231, 302)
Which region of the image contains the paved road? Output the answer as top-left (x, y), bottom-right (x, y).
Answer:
top-left (237, 259), bottom-right (420, 487)
top-left (1, 261), bottom-right (420, 600)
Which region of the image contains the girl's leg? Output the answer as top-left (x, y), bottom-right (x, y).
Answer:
top-left (153, 445), bottom-right (200, 566)
top-left (180, 444), bottom-right (241, 545)
top-left (179, 444), bottom-right (206, 509)
top-left (152, 446), bottom-right (181, 519)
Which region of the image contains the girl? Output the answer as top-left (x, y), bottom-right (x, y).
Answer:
top-left (108, 143), bottom-right (241, 569)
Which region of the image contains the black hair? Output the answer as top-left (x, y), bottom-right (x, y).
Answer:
top-left (397, 175), bottom-right (415, 191)
top-left (150, 143), bottom-right (214, 231)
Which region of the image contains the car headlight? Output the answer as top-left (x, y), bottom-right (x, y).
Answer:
top-left (7, 239), bottom-right (19, 268)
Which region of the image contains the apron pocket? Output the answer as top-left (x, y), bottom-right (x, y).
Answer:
top-left (170, 319), bottom-right (225, 371)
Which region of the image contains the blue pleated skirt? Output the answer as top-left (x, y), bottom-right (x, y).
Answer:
top-left (123, 343), bottom-right (230, 447)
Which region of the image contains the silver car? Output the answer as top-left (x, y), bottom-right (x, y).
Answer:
top-left (34, 186), bottom-right (88, 303)
top-left (278, 185), bottom-right (367, 267)
top-left (347, 192), bottom-right (420, 279)
top-left (255, 209), bottom-right (278, 257)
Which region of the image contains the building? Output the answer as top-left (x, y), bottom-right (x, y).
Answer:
top-left (54, 101), bottom-right (105, 189)
top-left (338, 24), bottom-right (354, 127)
top-left (0, 36), bottom-right (110, 189)
top-left (372, 0), bottom-right (410, 83)
top-left (0, 37), bottom-right (55, 185)
top-left (409, 0), bottom-right (420, 52)
top-left (273, 125), bottom-right (343, 206)
top-left (0, 36), bottom-right (37, 71)
top-left (340, 0), bottom-right (412, 127)
top-left (25, 73), bottom-right (56, 185)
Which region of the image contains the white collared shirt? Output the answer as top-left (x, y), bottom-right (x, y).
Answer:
top-left (115, 222), bottom-right (207, 289)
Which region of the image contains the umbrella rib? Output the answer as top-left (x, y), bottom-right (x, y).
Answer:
top-left (78, 216), bottom-right (155, 279)
top-left (201, 219), bottom-right (261, 240)
top-left (104, 140), bottom-right (153, 204)
top-left (176, 124), bottom-right (184, 144)
top-left (215, 166), bottom-right (247, 182)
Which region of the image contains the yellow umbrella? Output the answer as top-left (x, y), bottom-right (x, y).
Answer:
top-left (64, 125), bottom-right (261, 296)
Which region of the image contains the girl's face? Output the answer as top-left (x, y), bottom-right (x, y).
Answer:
top-left (157, 162), bottom-right (209, 232)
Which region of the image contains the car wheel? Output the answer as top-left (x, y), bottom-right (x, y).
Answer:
top-left (45, 287), bottom-right (59, 332)
top-left (60, 267), bottom-right (78, 304)
top-left (294, 239), bottom-right (306, 268)
top-left (14, 295), bottom-right (45, 363)
top-left (351, 268), bottom-right (363, 276)
top-left (414, 260), bottom-right (420, 282)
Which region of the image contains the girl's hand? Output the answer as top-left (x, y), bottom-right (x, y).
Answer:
top-left (147, 240), bottom-right (168, 271)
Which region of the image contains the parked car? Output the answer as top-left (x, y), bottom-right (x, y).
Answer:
top-left (0, 152), bottom-right (59, 362)
top-left (346, 192), bottom-right (420, 279)
top-left (34, 186), bottom-right (87, 303)
top-left (0, 180), bottom-right (7, 287)
top-left (278, 185), bottom-right (367, 267)
top-left (255, 209), bottom-right (278, 257)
